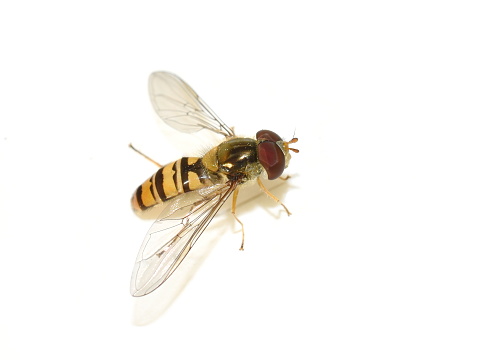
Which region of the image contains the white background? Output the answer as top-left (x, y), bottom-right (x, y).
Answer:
top-left (1, 1), bottom-right (478, 359)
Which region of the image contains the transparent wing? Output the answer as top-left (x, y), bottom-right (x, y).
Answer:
top-left (130, 182), bottom-right (237, 297)
top-left (149, 71), bottom-right (235, 138)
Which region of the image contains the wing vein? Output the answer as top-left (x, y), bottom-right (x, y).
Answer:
top-left (148, 71), bottom-right (235, 137)
top-left (131, 182), bottom-right (237, 296)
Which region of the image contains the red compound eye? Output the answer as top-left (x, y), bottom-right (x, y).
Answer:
top-left (256, 129), bottom-right (282, 142)
top-left (258, 141), bottom-right (285, 180)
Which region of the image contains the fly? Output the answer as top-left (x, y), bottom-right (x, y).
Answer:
top-left (130, 71), bottom-right (298, 296)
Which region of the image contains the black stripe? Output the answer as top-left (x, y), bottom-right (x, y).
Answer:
top-left (189, 158), bottom-right (206, 184)
top-left (135, 185), bottom-right (146, 210)
top-left (154, 168), bottom-right (167, 202)
top-left (181, 157), bottom-right (190, 192)
top-left (149, 178), bottom-right (154, 202)
top-left (191, 158), bottom-right (207, 184)
top-left (181, 157), bottom-right (207, 192)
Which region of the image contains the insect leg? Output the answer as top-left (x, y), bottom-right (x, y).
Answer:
top-left (129, 143), bottom-right (163, 167)
top-left (232, 187), bottom-right (245, 251)
top-left (257, 178), bottom-right (292, 216)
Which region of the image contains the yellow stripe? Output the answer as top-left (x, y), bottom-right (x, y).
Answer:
top-left (188, 157), bottom-right (199, 165)
top-left (188, 170), bottom-right (203, 191)
top-left (175, 159), bottom-right (184, 194)
top-left (162, 162), bottom-right (178, 199)
top-left (140, 177), bottom-right (157, 208)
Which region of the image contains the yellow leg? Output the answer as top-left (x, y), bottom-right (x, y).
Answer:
top-left (129, 143), bottom-right (163, 167)
top-left (232, 188), bottom-right (245, 251)
top-left (257, 178), bottom-right (292, 216)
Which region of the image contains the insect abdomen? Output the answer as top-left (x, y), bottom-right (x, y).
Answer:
top-left (131, 157), bottom-right (212, 212)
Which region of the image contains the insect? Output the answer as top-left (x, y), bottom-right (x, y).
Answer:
top-left (130, 71), bottom-right (299, 296)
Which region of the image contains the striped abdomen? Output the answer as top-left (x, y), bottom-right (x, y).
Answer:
top-left (131, 157), bottom-right (213, 212)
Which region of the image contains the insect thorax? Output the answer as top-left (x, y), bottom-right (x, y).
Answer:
top-left (202, 138), bottom-right (264, 183)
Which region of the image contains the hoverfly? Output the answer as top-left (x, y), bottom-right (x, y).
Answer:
top-left (130, 71), bottom-right (299, 296)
